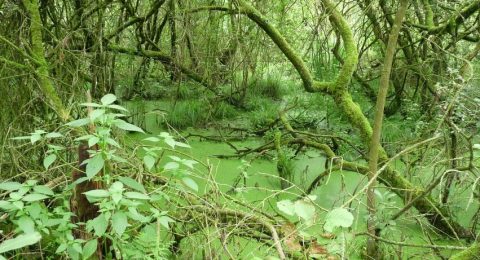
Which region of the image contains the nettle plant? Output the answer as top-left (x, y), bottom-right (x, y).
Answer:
top-left (277, 196), bottom-right (355, 256)
top-left (0, 94), bottom-right (195, 259)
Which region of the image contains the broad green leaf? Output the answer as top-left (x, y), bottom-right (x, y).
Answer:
top-left (158, 215), bottom-right (174, 229)
top-left (66, 118), bottom-right (90, 127)
top-left (67, 245), bottom-right (80, 260)
top-left (10, 136), bottom-right (31, 141)
top-left (181, 159), bottom-right (197, 169)
top-left (72, 243), bottom-right (83, 254)
top-left (0, 201), bottom-right (12, 210)
top-left (324, 208), bottom-right (354, 232)
top-left (90, 109), bottom-right (105, 121)
top-left (17, 216), bottom-right (35, 233)
top-left (90, 214), bottom-right (108, 237)
top-left (80, 102), bottom-right (102, 107)
top-left (294, 200), bottom-right (315, 221)
top-left (105, 137), bottom-right (120, 148)
top-left (56, 243), bottom-right (67, 254)
top-left (124, 192), bottom-right (150, 200)
top-left (30, 134), bottom-right (42, 144)
top-left (22, 193), bottom-right (49, 202)
top-left (83, 189), bottom-right (110, 198)
top-left (112, 211), bottom-right (128, 236)
top-left (175, 141), bottom-right (191, 148)
top-left (164, 137), bottom-right (176, 148)
top-left (101, 94), bottom-right (117, 105)
top-left (143, 137), bottom-right (160, 142)
top-left (164, 162), bottom-right (179, 171)
top-left (45, 132), bottom-right (63, 138)
top-left (0, 182), bottom-right (22, 191)
top-left (277, 200), bottom-right (295, 216)
top-left (182, 177), bottom-right (198, 192)
top-left (86, 154), bottom-right (104, 179)
top-left (109, 181), bottom-right (124, 193)
top-left (26, 203), bottom-right (42, 218)
top-left (12, 201), bottom-right (24, 210)
top-left (107, 104), bottom-right (128, 111)
top-left (82, 239), bottom-right (97, 259)
top-left (43, 154), bottom-right (56, 170)
top-left (88, 136), bottom-right (100, 148)
top-left (0, 232), bottom-right (42, 253)
top-left (33, 185), bottom-right (54, 196)
top-left (118, 176), bottom-right (146, 193)
top-left (143, 155), bottom-right (156, 170)
top-left (128, 207), bottom-right (150, 223)
top-left (113, 119), bottom-right (144, 133)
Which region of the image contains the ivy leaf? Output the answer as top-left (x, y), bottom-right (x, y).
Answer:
top-left (43, 154), bottom-right (57, 170)
top-left (100, 94), bottom-right (117, 105)
top-left (118, 176), bottom-right (146, 193)
top-left (324, 208), bottom-right (354, 233)
top-left (143, 155), bottom-right (156, 170)
top-left (86, 154), bottom-right (104, 179)
top-left (277, 200), bottom-right (295, 216)
top-left (113, 119), bottom-right (144, 133)
top-left (82, 239), bottom-right (97, 259)
top-left (112, 211), bottom-right (128, 236)
top-left (0, 232), bottom-right (42, 253)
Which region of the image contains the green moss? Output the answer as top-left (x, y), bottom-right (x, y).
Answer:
top-left (23, 0), bottom-right (69, 121)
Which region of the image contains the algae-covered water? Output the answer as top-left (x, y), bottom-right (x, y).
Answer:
top-left (123, 100), bottom-right (472, 259)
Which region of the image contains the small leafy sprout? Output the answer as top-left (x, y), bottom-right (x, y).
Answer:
top-left (66, 94), bottom-right (144, 134)
top-left (142, 147), bottom-right (162, 171)
top-left (143, 132), bottom-right (190, 149)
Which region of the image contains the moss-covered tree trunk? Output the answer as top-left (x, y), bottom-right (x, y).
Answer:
top-left (235, 0), bottom-right (470, 238)
top-left (22, 0), bottom-right (69, 122)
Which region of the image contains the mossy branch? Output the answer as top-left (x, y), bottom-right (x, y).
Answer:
top-left (22, 0), bottom-right (70, 122)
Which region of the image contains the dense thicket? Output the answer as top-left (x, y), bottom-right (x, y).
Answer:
top-left (1, 0), bottom-right (480, 259)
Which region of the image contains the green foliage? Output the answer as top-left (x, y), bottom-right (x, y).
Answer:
top-left (324, 208), bottom-right (354, 232)
top-left (165, 100), bottom-right (209, 128)
top-left (248, 99), bottom-right (280, 128)
top-left (2, 94), bottom-right (197, 259)
top-left (249, 75), bottom-right (287, 100)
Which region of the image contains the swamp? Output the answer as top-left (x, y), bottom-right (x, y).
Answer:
top-left (1, 0), bottom-right (480, 259)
